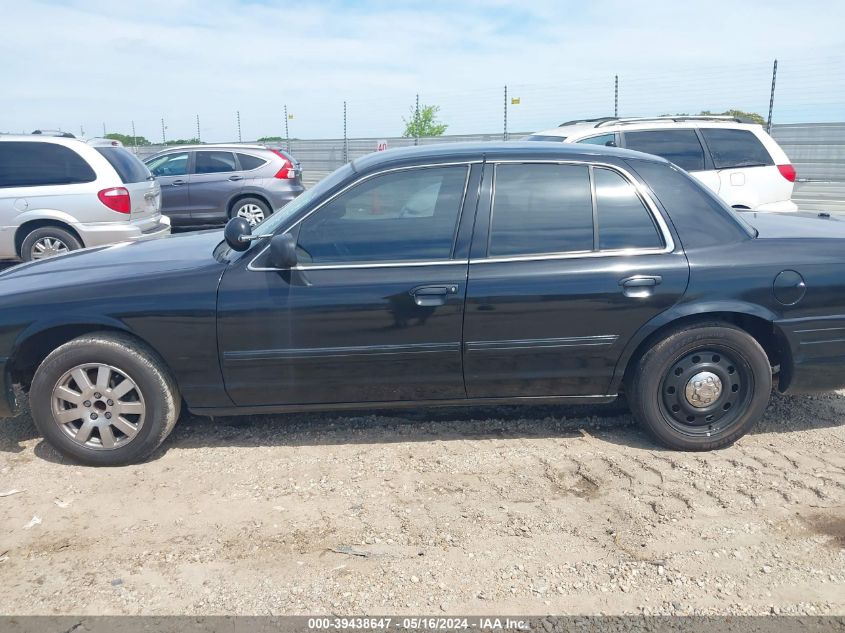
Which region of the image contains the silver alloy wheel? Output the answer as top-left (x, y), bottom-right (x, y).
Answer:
top-left (236, 203), bottom-right (265, 227)
top-left (51, 363), bottom-right (146, 450)
top-left (31, 237), bottom-right (70, 260)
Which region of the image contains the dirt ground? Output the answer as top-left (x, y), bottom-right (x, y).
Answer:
top-left (0, 391), bottom-right (843, 616)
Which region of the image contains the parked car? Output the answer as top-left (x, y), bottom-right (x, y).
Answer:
top-left (1, 142), bottom-right (843, 465)
top-left (144, 145), bottom-right (304, 227)
top-left (526, 116), bottom-right (797, 212)
top-left (0, 135), bottom-right (170, 261)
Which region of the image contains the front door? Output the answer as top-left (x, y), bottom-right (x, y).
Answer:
top-left (217, 163), bottom-right (477, 406)
top-left (146, 151), bottom-right (190, 222)
top-left (463, 161), bottom-right (689, 398)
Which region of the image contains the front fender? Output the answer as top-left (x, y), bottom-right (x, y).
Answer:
top-left (608, 300), bottom-right (780, 393)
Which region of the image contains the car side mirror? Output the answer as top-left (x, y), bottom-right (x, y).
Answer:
top-left (224, 217), bottom-right (252, 251)
top-left (269, 233), bottom-right (297, 269)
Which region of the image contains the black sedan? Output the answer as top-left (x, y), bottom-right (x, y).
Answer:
top-left (0, 142), bottom-right (840, 465)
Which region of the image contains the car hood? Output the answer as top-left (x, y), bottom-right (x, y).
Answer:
top-left (0, 230), bottom-right (226, 287)
top-left (742, 211), bottom-right (845, 239)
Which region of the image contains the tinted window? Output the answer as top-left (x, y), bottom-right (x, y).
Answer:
top-left (237, 153), bottom-right (267, 171)
top-left (145, 152), bottom-right (189, 177)
top-left (490, 164), bottom-right (593, 256)
top-left (0, 142), bottom-right (95, 187)
top-left (595, 168), bottom-right (662, 250)
top-left (624, 129), bottom-right (706, 171)
top-left (296, 166), bottom-right (467, 263)
top-left (626, 159), bottom-right (753, 249)
top-left (524, 135), bottom-right (567, 142)
top-left (700, 128), bottom-right (774, 169)
top-left (194, 151), bottom-right (237, 174)
top-left (577, 133), bottom-right (617, 147)
top-left (96, 147), bottom-right (151, 183)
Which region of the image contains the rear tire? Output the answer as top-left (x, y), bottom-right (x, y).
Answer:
top-left (627, 322), bottom-right (772, 451)
top-left (230, 197), bottom-right (271, 227)
top-left (21, 227), bottom-right (82, 262)
top-left (30, 333), bottom-right (181, 466)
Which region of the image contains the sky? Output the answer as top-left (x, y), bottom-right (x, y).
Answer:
top-left (2, 0), bottom-right (844, 141)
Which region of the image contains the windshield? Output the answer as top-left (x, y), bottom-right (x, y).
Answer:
top-left (253, 163), bottom-right (355, 234)
top-left (523, 134), bottom-right (567, 142)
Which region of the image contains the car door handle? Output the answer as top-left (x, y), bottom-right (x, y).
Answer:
top-left (228, 175), bottom-right (244, 181)
top-left (619, 275), bottom-right (662, 298)
top-left (411, 285), bottom-right (459, 307)
top-left (172, 179), bottom-right (186, 186)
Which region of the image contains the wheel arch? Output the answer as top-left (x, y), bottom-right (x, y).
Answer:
top-left (613, 304), bottom-right (791, 394)
top-left (15, 219), bottom-right (84, 257)
top-left (8, 319), bottom-right (162, 391)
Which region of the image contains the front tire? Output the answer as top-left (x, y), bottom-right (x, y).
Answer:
top-left (30, 333), bottom-right (181, 466)
top-left (627, 322), bottom-right (772, 451)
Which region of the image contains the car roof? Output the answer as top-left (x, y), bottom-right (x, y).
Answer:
top-left (0, 134), bottom-right (90, 147)
top-left (533, 116), bottom-right (764, 139)
top-left (350, 141), bottom-right (668, 172)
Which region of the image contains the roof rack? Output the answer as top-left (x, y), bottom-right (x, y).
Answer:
top-left (595, 115), bottom-right (757, 127)
top-left (558, 116), bottom-right (617, 127)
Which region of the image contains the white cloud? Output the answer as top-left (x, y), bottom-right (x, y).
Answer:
top-left (1, 0), bottom-right (843, 140)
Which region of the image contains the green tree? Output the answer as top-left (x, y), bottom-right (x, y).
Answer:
top-left (402, 104), bottom-right (448, 138)
top-left (659, 110), bottom-right (766, 125)
top-left (164, 138), bottom-right (201, 146)
top-left (105, 132), bottom-right (151, 146)
top-left (257, 135), bottom-right (284, 142)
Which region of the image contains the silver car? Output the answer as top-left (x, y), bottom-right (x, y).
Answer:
top-left (0, 135), bottom-right (170, 261)
top-left (144, 144), bottom-right (304, 227)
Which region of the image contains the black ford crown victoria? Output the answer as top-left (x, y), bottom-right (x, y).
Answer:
top-left (0, 142), bottom-right (843, 465)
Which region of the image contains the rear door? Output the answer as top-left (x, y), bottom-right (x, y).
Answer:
top-left (463, 160), bottom-right (689, 398)
top-left (622, 128), bottom-right (721, 193)
top-left (145, 152), bottom-right (190, 221)
top-left (698, 127), bottom-right (783, 208)
top-left (189, 150), bottom-right (243, 222)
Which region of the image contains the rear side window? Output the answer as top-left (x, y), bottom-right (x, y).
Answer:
top-left (236, 153), bottom-right (267, 171)
top-left (699, 128), bottom-right (774, 169)
top-left (96, 147), bottom-right (151, 183)
top-left (0, 142), bottom-right (96, 187)
top-left (490, 164), bottom-right (593, 256)
top-left (194, 151), bottom-right (237, 174)
top-left (594, 168), bottom-right (662, 250)
top-left (577, 133), bottom-right (617, 147)
top-left (624, 130), bottom-right (706, 172)
top-left (626, 159), bottom-right (752, 248)
top-left (523, 135), bottom-right (567, 142)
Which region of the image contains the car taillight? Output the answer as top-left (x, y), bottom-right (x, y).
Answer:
top-left (777, 164), bottom-right (796, 182)
top-left (271, 150), bottom-right (296, 179)
top-left (97, 187), bottom-right (131, 214)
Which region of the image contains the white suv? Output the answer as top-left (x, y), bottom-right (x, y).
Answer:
top-left (526, 116), bottom-right (797, 212)
top-left (0, 135), bottom-right (171, 261)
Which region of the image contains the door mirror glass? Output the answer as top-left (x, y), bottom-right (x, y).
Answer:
top-left (224, 217), bottom-right (252, 251)
top-left (269, 233), bottom-right (297, 268)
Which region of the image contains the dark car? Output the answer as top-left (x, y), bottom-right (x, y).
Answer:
top-left (0, 142), bottom-right (839, 465)
top-left (144, 144), bottom-right (304, 227)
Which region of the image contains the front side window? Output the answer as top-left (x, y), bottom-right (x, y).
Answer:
top-left (699, 128), bottom-right (774, 169)
top-left (0, 142), bottom-right (96, 187)
top-left (577, 133), bottom-right (617, 147)
top-left (296, 166), bottom-right (468, 264)
top-left (624, 129), bottom-right (706, 172)
top-left (489, 163), bottom-right (593, 256)
top-left (146, 152), bottom-right (189, 177)
top-left (594, 168), bottom-right (662, 250)
top-left (194, 151), bottom-right (237, 174)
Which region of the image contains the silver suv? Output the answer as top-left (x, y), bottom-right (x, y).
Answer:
top-left (144, 144), bottom-right (304, 227)
top-left (0, 135), bottom-right (170, 261)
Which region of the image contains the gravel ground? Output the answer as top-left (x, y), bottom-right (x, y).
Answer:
top-left (0, 391), bottom-right (843, 616)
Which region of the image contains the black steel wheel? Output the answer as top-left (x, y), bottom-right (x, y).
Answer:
top-left (627, 322), bottom-right (772, 451)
